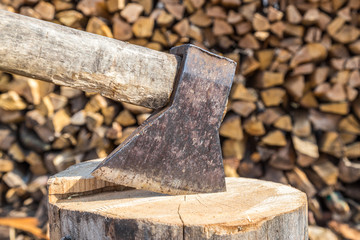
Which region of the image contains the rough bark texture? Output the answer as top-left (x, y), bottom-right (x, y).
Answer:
top-left (48, 160), bottom-right (308, 240)
top-left (0, 10), bottom-right (180, 109)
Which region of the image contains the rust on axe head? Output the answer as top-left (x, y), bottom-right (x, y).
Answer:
top-left (92, 44), bottom-right (236, 195)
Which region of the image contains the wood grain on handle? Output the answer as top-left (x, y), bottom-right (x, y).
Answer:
top-left (0, 10), bottom-right (180, 109)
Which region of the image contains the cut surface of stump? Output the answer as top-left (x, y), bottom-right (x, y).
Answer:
top-left (48, 160), bottom-right (308, 239)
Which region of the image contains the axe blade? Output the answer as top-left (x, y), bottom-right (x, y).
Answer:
top-left (92, 45), bottom-right (236, 195)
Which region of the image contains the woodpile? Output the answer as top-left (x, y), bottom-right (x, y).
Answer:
top-left (0, 0), bottom-right (359, 239)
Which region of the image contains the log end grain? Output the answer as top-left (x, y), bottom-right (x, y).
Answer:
top-left (48, 159), bottom-right (308, 239)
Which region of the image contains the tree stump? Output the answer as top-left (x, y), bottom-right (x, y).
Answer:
top-left (48, 159), bottom-right (308, 239)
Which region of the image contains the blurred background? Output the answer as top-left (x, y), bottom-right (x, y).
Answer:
top-left (0, 0), bottom-right (359, 239)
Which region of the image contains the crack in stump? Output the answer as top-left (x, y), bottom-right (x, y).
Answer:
top-left (178, 196), bottom-right (186, 240)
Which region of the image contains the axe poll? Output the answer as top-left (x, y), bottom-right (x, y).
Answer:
top-left (0, 10), bottom-right (237, 195)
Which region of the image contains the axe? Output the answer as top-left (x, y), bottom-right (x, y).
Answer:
top-left (0, 10), bottom-right (236, 195)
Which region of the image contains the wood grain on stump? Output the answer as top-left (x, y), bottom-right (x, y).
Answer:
top-left (48, 159), bottom-right (308, 239)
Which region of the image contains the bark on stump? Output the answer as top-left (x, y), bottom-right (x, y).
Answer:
top-left (48, 159), bottom-right (308, 239)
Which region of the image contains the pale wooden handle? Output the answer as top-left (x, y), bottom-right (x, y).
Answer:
top-left (0, 10), bottom-right (180, 109)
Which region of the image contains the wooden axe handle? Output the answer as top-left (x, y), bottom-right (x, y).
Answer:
top-left (0, 10), bottom-right (180, 109)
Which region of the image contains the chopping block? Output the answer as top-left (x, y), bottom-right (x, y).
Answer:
top-left (48, 160), bottom-right (308, 240)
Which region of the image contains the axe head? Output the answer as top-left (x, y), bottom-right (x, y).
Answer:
top-left (92, 44), bottom-right (236, 195)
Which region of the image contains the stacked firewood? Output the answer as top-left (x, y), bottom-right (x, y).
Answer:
top-left (0, 0), bottom-right (359, 239)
